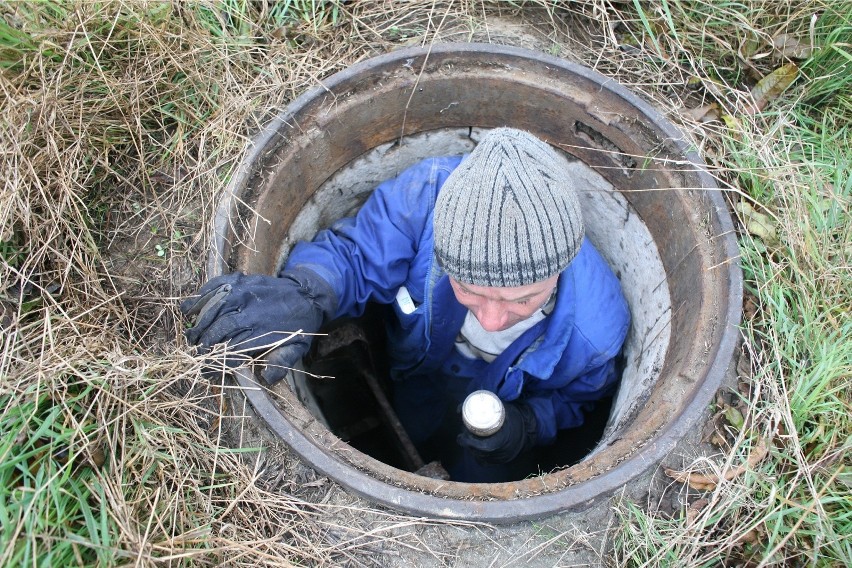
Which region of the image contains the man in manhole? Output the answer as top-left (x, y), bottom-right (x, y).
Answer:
top-left (182, 128), bottom-right (630, 482)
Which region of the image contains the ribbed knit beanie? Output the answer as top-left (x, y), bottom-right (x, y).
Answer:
top-left (433, 127), bottom-right (584, 288)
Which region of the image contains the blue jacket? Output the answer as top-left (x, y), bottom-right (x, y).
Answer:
top-left (286, 156), bottom-right (630, 445)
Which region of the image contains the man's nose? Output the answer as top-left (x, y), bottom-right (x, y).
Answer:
top-left (474, 300), bottom-right (507, 332)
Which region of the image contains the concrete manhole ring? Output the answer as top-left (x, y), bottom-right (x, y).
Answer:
top-left (210, 43), bottom-right (742, 522)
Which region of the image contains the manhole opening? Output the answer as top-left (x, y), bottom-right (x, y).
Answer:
top-left (214, 44), bottom-right (741, 520)
top-left (297, 307), bottom-right (615, 481)
top-left (276, 127), bottom-right (667, 483)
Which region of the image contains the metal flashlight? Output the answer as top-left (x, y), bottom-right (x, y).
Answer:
top-left (461, 390), bottom-right (505, 437)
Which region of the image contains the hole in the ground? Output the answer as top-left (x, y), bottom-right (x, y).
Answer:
top-left (212, 44), bottom-right (742, 522)
top-left (298, 310), bottom-right (614, 481)
top-left (280, 127), bottom-right (657, 482)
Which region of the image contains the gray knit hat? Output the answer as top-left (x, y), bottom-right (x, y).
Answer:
top-left (433, 127), bottom-right (584, 287)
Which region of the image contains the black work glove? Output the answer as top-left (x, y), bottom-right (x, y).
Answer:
top-left (180, 267), bottom-right (337, 384)
top-left (456, 401), bottom-right (537, 465)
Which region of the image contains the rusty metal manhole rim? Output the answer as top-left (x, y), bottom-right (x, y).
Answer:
top-left (212, 43), bottom-right (743, 522)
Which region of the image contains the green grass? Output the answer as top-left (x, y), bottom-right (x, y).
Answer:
top-left (612, 1), bottom-right (851, 565)
top-left (0, 385), bottom-right (114, 566)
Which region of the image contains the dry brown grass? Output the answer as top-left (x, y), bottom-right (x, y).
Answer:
top-left (0, 2), bottom-right (482, 565)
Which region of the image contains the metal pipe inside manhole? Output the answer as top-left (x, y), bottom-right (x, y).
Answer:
top-left (206, 44), bottom-right (742, 522)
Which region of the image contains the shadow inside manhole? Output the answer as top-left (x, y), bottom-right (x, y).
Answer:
top-left (279, 127), bottom-right (640, 483)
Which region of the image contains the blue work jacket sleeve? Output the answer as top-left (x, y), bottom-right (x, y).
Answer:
top-left (284, 156), bottom-right (463, 319)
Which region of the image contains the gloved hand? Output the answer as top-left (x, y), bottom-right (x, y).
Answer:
top-left (456, 401), bottom-right (537, 465)
top-left (180, 267), bottom-right (337, 384)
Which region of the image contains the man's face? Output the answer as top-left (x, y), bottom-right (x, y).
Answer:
top-left (448, 274), bottom-right (559, 332)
